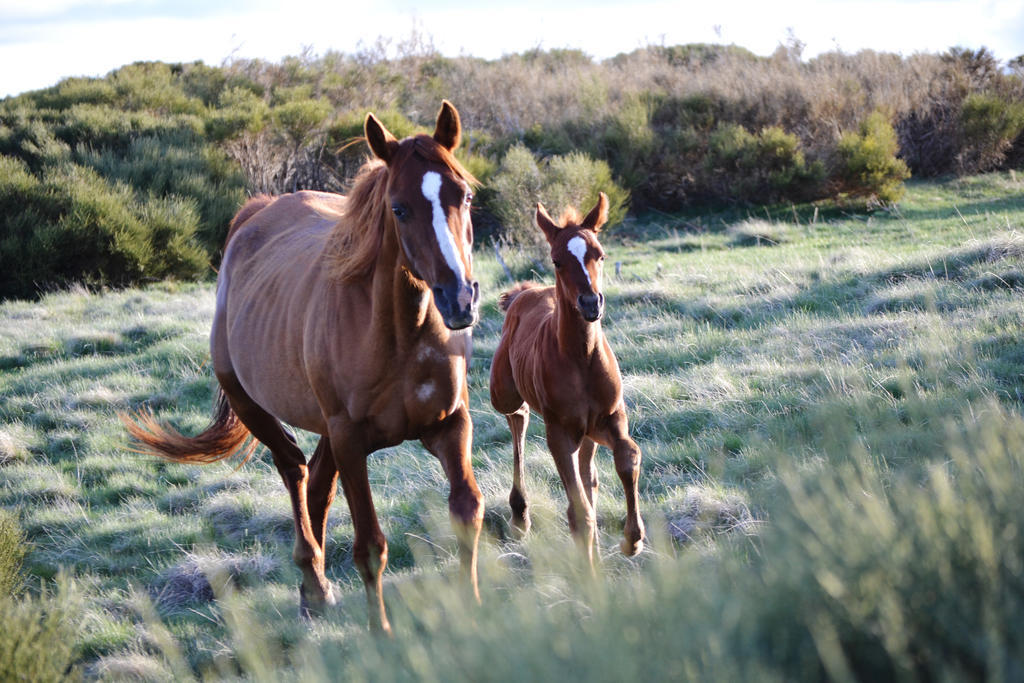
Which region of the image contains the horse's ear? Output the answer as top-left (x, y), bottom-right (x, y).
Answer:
top-left (365, 113), bottom-right (399, 164)
top-left (581, 192), bottom-right (610, 233)
top-left (433, 100), bottom-right (462, 152)
top-left (535, 202), bottom-right (560, 242)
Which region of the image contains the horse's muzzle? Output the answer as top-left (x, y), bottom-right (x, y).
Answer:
top-left (578, 292), bottom-right (604, 322)
top-left (433, 280), bottom-right (480, 330)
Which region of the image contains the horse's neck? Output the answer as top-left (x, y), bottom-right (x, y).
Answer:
top-left (555, 292), bottom-right (600, 358)
top-left (369, 228), bottom-right (439, 349)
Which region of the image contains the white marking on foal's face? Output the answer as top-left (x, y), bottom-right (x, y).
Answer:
top-left (567, 236), bottom-right (591, 286)
top-left (421, 171), bottom-right (466, 281)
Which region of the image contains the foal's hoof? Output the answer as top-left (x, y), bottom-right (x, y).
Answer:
top-left (620, 536), bottom-right (644, 557)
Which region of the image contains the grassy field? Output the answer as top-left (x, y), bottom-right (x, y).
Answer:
top-left (2, 172), bottom-right (1024, 679)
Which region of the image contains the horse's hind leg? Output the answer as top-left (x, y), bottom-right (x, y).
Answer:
top-left (307, 436), bottom-right (338, 573)
top-left (216, 372), bottom-right (334, 616)
top-left (507, 405), bottom-right (531, 538)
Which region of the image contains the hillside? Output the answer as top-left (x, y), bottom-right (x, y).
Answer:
top-left (2, 44), bottom-right (1023, 299)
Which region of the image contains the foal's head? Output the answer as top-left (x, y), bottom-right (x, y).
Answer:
top-left (537, 193), bottom-right (609, 322)
top-left (365, 101), bottom-right (480, 330)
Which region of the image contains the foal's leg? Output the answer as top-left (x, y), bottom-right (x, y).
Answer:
top-left (422, 406), bottom-right (484, 602)
top-left (507, 405), bottom-right (531, 537)
top-left (578, 437), bottom-right (598, 510)
top-left (216, 372), bottom-right (333, 616)
top-left (598, 411), bottom-right (645, 556)
top-left (545, 421), bottom-right (596, 570)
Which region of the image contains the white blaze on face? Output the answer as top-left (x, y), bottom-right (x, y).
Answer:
top-left (421, 171), bottom-right (466, 281)
top-left (567, 236), bottom-right (591, 286)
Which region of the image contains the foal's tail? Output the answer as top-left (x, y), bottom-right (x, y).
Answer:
top-left (498, 282), bottom-right (541, 313)
top-left (121, 389), bottom-right (257, 465)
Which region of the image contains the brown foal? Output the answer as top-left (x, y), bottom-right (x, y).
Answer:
top-left (489, 193), bottom-right (645, 567)
top-left (125, 101), bottom-right (484, 633)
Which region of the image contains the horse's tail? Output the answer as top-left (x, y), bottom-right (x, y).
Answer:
top-left (498, 282), bottom-right (541, 313)
top-left (225, 195), bottom-right (275, 246)
top-left (121, 389), bottom-right (258, 465)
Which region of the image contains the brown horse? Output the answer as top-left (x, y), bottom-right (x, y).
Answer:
top-left (489, 193), bottom-right (644, 567)
top-left (124, 101), bottom-right (484, 633)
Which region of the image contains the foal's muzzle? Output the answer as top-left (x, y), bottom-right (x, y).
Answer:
top-left (578, 292), bottom-right (604, 322)
top-left (433, 280), bottom-right (481, 330)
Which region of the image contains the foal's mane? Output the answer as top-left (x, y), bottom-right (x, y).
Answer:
top-left (326, 135), bottom-right (477, 282)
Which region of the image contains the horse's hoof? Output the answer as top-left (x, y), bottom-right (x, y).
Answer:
top-left (509, 514), bottom-right (531, 540)
top-left (298, 585), bottom-right (335, 620)
top-left (620, 537), bottom-right (644, 557)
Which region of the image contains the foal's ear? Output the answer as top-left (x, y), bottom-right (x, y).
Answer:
top-left (581, 192), bottom-right (610, 233)
top-left (365, 112), bottom-right (399, 164)
top-left (433, 100), bottom-right (462, 152)
top-left (535, 202), bottom-right (561, 242)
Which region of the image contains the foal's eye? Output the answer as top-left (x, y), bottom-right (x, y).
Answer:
top-left (464, 192), bottom-right (473, 207)
top-left (391, 204), bottom-right (408, 220)
top-left (552, 260), bottom-right (562, 269)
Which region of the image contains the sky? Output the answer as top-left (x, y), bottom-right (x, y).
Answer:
top-left (2, 0), bottom-right (1023, 98)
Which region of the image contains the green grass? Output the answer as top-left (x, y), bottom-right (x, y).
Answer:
top-left (1, 173), bottom-right (1024, 678)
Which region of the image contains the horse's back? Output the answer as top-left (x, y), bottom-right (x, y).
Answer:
top-left (215, 191), bottom-right (349, 434)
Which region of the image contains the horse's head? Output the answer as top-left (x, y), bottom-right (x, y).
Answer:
top-left (364, 101), bottom-right (480, 330)
top-left (537, 193), bottom-right (609, 323)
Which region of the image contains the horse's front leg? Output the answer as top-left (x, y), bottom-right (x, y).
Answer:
top-left (545, 420), bottom-right (596, 570)
top-left (327, 422), bottom-right (391, 634)
top-left (597, 410), bottom-right (645, 556)
top-left (421, 406), bottom-right (484, 602)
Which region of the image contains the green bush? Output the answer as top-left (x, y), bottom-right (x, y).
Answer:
top-left (704, 123), bottom-right (825, 204)
top-left (0, 509), bottom-right (25, 598)
top-left (204, 87), bottom-right (269, 142)
top-left (738, 406), bottom-right (1024, 680)
top-left (487, 144), bottom-right (545, 251)
top-left (958, 93), bottom-right (1024, 174)
top-left (0, 578), bottom-right (80, 682)
top-left (0, 160), bottom-right (208, 299)
top-left (76, 132), bottom-right (246, 254)
top-left (835, 111), bottom-right (911, 204)
top-left (487, 144), bottom-right (629, 253)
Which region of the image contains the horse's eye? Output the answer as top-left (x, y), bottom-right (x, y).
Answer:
top-left (464, 192), bottom-right (473, 206)
top-left (553, 260), bottom-right (562, 269)
top-left (392, 204), bottom-right (408, 220)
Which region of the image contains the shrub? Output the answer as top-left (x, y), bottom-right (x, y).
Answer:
top-left (0, 578), bottom-right (80, 682)
top-left (740, 407), bottom-right (1024, 680)
top-left (957, 93), bottom-right (1024, 174)
top-left (834, 111), bottom-right (911, 204)
top-left (204, 87), bottom-right (269, 142)
top-left (487, 144), bottom-right (629, 253)
top-left (0, 509), bottom-right (25, 598)
top-left (0, 161), bottom-right (208, 299)
top-left (703, 123), bottom-right (825, 204)
top-left (76, 131), bottom-right (246, 254)
top-left (487, 144), bottom-right (544, 251)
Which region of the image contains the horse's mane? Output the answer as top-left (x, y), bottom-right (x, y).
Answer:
top-left (326, 135), bottom-right (477, 282)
